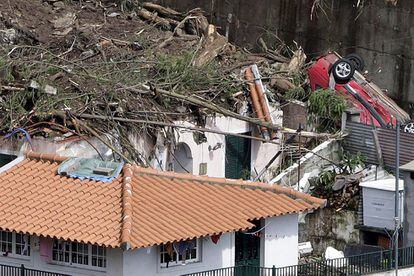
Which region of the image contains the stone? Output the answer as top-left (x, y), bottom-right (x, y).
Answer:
top-left (44, 85), bottom-right (57, 95)
top-left (29, 80), bottom-right (40, 91)
top-left (53, 1), bottom-right (65, 9)
top-left (0, 29), bottom-right (17, 44)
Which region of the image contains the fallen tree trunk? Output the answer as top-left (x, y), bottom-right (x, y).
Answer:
top-left (136, 8), bottom-right (177, 30)
top-left (142, 2), bottom-right (183, 20)
top-left (75, 113), bottom-right (282, 145)
top-left (139, 84), bottom-right (281, 131)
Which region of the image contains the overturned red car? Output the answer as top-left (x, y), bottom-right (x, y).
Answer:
top-left (308, 52), bottom-right (411, 130)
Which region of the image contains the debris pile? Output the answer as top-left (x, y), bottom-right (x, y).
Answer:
top-left (309, 153), bottom-right (366, 210)
top-left (0, 0), bottom-right (312, 164)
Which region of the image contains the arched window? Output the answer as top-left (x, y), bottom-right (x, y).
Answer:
top-left (172, 143), bottom-right (193, 174)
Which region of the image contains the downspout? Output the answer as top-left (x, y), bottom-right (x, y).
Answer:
top-left (121, 164), bottom-right (133, 250)
top-left (245, 67), bottom-right (270, 140)
top-left (395, 121), bottom-right (400, 275)
top-left (251, 65), bottom-right (276, 139)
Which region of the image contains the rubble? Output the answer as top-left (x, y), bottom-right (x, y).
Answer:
top-left (0, 0), bottom-right (316, 165)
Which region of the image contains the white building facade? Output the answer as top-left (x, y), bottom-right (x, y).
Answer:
top-left (0, 215), bottom-right (298, 276)
top-left (163, 115), bottom-right (283, 182)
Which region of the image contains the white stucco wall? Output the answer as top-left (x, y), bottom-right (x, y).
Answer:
top-left (262, 214), bottom-right (299, 268)
top-left (123, 233), bottom-right (235, 276)
top-left (0, 215), bottom-right (300, 276)
top-left (171, 115), bottom-right (282, 181)
top-left (370, 267), bottom-right (414, 275)
top-left (0, 236), bottom-right (122, 276)
top-left (123, 214), bottom-right (299, 275)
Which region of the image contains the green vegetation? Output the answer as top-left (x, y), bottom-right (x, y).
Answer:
top-left (308, 88), bottom-right (348, 132)
top-left (309, 170), bottom-right (336, 199)
top-left (341, 152), bottom-right (366, 174)
top-left (153, 51), bottom-right (241, 101)
top-left (285, 87), bottom-right (307, 101)
top-left (310, 152), bottom-right (366, 209)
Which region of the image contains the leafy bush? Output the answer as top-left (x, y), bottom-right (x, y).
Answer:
top-left (308, 88), bottom-right (348, 132)
top-left (341, 152), bottom-right (366, 174)
top-left (309, 88), bottom-right (347, 120)
top-left (309, 170), bottom-right (336, 198)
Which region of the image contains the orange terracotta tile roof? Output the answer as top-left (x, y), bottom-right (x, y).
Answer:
top-left (0, 152), bottom-right (325, 249)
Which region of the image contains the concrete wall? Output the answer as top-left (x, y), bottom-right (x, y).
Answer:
top-left (403, 171), bottom-right (414, 247)
top-left (158, 0), bottom-right (414, 113)
top-left (123, 233), bottom-right (234, 276)
top-left (262, 214), bottom-right (299, 268)
top-left (270, 139), bottom-right (341, 189)
top-left (299, 208), bottom-right (360, 255)
top-left (370, 267), bottom-right (414, 276)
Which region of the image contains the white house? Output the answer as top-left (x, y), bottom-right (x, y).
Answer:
top-left (0, 151), bottom-right (324, 276)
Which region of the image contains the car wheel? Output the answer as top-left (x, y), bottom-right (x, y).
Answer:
top-left (331, 58), bottom-right (355, 84)
top-left (345, 53), bottom-right (365, 71)
top-left (404, 122), bottom-right (414, 134)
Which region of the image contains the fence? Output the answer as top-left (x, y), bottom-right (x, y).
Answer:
top-left (182, 246), bottom-right (414, 276)
top-left (0, 264), bottom-right (70, 276)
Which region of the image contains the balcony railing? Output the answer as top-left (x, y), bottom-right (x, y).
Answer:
top-left (0, 264), bottom-right (70, 276)
top-left (182, 246), bottom-right (414, 276)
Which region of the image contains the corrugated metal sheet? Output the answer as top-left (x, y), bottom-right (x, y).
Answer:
top-left (377, 127), bottom-right (414, 168)
top-left (344, 122), bottom-right (414, 169)
top-left (344, 122), bottom-right (378, 165)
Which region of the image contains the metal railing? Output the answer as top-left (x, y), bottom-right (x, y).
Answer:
top-left (182, 246), bottom-right (414, 276)
top-left (0, 264), bottom-right (70, 276)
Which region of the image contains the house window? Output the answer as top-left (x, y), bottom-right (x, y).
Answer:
top-left (160, 239), bottom-right (200, 268)
top-left (92, 245), bottom-right (106, 268)
top-left (0, 231), bottom-right (30, 257)
top-left (52, 240), bottom-right (106, 268)
top-left (15, 233), bottom-right (30, 256)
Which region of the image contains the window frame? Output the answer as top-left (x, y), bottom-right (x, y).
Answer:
top-left (52, 240), bottom-right (107, 271)
top-left (0, 231), bottom-right (30, 259)
top-left (159, 239), bottom-right (201, 268)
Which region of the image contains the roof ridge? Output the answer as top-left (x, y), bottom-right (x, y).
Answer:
top-left (132, 166), bottom-right (326, 208)
top-left (26, 151), bottom-right (68, 163)
top-left (120, 163), bottom-right (133, 250)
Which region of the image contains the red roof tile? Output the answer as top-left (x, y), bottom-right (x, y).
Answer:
top-left (0, 152), bottom-right (325, 249)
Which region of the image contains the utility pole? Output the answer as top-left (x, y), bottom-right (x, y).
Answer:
top-left (395, 120), bottom-right (400, 276)
top-left (297, 124), bottom-right (302, 191)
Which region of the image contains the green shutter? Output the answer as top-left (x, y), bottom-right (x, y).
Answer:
top-left (225, 134), bottom-right (251, 180)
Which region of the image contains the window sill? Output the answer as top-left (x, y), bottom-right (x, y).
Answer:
top-left (49, 261), bottom-right (106, 273)
top-left (0, 254), bottom-right (31, 267)
top-left (160, 259), bottom-right (199, 269)
top-left (157, 261), bottom-right (210, 274)
top-left (0, 254), bottom-right (30, 261)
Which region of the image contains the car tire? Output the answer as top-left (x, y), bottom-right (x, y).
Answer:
top-left (403, 122), bottom-right (414, 134)
top-left (331, 58), bottom-right (355, 84)
top-left (345, 53), bottom-right (365, 71)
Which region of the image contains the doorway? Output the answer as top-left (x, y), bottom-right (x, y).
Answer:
top-left (235, 220), bottom-right (261, 275)
top-left (225, 134), bottom-right (251, 180)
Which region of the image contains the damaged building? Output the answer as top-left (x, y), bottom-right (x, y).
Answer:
top-left (0, 0), bottom-right (413, 275)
